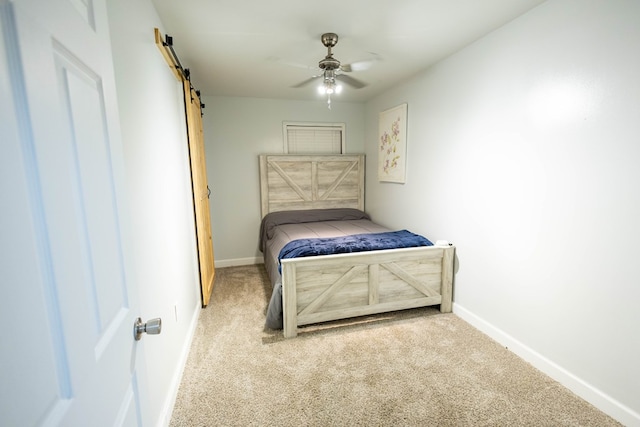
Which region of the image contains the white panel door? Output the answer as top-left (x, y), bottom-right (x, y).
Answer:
top-left (0, 0), bottom-right (150, 425)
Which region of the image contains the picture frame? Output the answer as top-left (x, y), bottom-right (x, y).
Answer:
top-left (378, 103), bottom-right (407, 183)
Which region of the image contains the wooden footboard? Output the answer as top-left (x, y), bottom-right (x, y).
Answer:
top-left (281, 245), bottom-right (455, 338)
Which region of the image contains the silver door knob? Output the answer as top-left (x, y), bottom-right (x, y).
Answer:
top-left (134, 317), bottom-right (162, 341)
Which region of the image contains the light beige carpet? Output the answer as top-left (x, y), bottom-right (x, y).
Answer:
top-left (170, 265), bottom-right (620, 426)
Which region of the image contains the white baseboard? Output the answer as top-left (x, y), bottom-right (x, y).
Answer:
top-left (157, 301), bottom-right (201, 427)
top-left (214, 256), bottom-right (263, 268)
top-left (453, 303), bottom-right (640, 427)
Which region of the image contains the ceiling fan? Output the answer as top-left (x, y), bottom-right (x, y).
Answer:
top-left (292, 33), bottom-right (375, 106)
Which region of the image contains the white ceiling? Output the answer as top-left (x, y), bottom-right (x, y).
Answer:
top-left (150, 0), bottom-right (546, 103)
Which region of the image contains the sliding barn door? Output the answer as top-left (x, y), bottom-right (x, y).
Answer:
top-left (154, 29), bottom-right (215, 307)
top-left (183, 80), bottom-right (215, 306)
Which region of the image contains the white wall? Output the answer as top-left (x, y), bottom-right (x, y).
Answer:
top-left (106, 1), bottom-right (202, 425)
top-left (202, 96), bottom-right (365, 266)
top-left (364, 0), bottom-right (640, 424)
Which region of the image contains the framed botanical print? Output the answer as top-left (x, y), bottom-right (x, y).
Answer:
top-left (378, 103), bottom-right (407, 183)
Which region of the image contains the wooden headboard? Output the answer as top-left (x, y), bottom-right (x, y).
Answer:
top-left (259, 154), bottom-right (365, 218)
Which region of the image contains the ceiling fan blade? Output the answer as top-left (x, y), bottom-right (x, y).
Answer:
top-left (336, 74), bottom-right (367, 89)
top-left (269, 57), bottom-right (318, 71)
top-left (291, 75), bottom-right (321, 88)
top-left (340, 53), bottom-right (381, 72)
top-left (287, 63), bottom-right (317, 71)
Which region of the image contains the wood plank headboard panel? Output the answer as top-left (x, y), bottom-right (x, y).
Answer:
top-left (259, 154), bottom-right (365, 218)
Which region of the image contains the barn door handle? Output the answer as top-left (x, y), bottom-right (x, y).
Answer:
top-left (134, 317), bottom-right (162, 341)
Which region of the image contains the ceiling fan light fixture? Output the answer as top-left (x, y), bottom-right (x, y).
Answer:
top-left (318, 77), bottom-right (341, 109)
top-left (318, 76), bottom-right (341, 96)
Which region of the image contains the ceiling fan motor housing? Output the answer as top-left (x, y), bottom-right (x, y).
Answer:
top-left (319, 32), bottom-right (341, 70)
top-left (319, 56), bottom-right (340, 70)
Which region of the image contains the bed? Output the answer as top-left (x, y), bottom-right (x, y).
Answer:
top-left (259, 154), bottom-right (455, 338)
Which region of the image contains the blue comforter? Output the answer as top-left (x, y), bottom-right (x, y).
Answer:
top-left (278, 230), bottom-right (433, 269)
